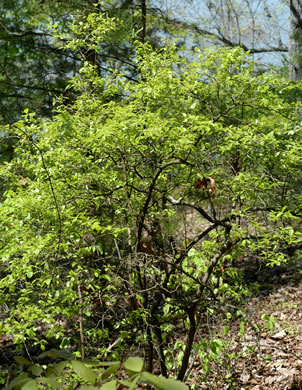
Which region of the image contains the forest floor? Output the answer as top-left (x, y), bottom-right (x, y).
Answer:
top-left (188, 258), bottom-right (302, 390)
top-left (1, 256), bottom-right (301, 389)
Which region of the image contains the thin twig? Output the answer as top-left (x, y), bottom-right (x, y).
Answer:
top-left (77, 276), bottom-right (85, 360)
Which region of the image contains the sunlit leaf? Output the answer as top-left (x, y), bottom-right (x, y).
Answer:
top-left (71, 360), bottom-right (97, 383)
top-left (99, 380), bottom-right (117, 390)
top-left (101, 363), bottom-right (120, 380)
top-left (141, 372), bottom-right (189, 390)
top-left (21, 379), bottom-right (39, 390)
top-left (123, 357), bottom-right (144, 373)
top-left (38, 377), bottom-right (63, 389)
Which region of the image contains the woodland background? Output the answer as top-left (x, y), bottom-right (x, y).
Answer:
top-left (0, 1), bottom-right (302, 389)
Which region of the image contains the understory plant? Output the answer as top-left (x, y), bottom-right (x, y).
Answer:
top-left (5, 352), bottom-right (188, 390)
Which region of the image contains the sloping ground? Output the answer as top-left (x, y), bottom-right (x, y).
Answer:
top-left (189, 261), bottom-right (302, 390)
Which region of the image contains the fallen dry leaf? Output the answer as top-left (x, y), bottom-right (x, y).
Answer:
top-left (271, 329), bottom-right (287, 339)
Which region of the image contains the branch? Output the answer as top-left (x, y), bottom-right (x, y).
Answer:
top-left (200, 238), bottom-right (236, 288)
top-left (177, 306), bottom-right (196, 381)
top-left (161, 16), bottom-right (288, 54)
top-left (136, 160), bottom-right (184, 245)
top-left (0, 22), bottom-right (53, 38)
top-left (6, 83), bottom-right (64, 95)
top-left (167, 195), bottom-right (215, 223)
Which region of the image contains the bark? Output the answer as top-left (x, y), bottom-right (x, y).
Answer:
top-left (146, 325), bottom-right (153, 373)
top-left (177, 306), bottom-right (196, 381)
top-left (141, 0), bottom-right (147, 43)
top-left (289, 0), bottom-right (302, 80)
top-left (153, 322), bottom-right (168, 377)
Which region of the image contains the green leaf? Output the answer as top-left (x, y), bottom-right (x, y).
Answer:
top-left (91, 221), bottom-right (102, 232)
top-left (81, 359), bottom-right (104, 367)
top-left (28, 364), bottom-right (43, 376)
top-left (38, 377), bottom-right (63, 389)
top-left (118, 380), bottom-right (132, 387)
top-left (3, 373), bottom-right (29, 390)
top-left (128, 375), bottom-right (140, 390)
top-left (99, 380), bottom-right (117, 390)
top-left (94, 361), bottom-right (120, 367)
top-left (71, 360), bottom-right (98, 384)
top-left (14, 356), bottom-right (32, 365)
top-left (101, 363), bottom-right (120, 380)
top-left (123, 357), bottom-right (144, 373)
top-left (141, 372), bottom-right (189, 390)
top-left (38, 349), bottom-right (74, 360)
top-left (60, 337), bottom-right (71, 348)
top-left (240, 320), bottom-right (245, 336)
top-left (21, 380), bottom-right (38, 390)
top-left (46, 361), bottom-right (68, 376)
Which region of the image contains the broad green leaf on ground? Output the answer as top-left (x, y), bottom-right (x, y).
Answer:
top-left (100, 380), bottom-right (117, 390)
top-left (142, 372), bottom-right (189, 390)
top-left (123, 357), bottom-right (144, 373)
top-left (71, 360), bottom-right (98, 384)
top-left (101, 363), bottom-right (120, 380)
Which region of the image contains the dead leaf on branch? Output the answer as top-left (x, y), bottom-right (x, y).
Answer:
top-left (194, 177), bottom-right (216, 199)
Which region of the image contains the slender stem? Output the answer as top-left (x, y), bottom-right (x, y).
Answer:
top-left (146, 325), bottom-right (154, 372)
top-left (154, 323), bottom-right (168, 377)
top-left (177, 306), bottom-right (196, 381)
top-left (77, 277), bottom-right (85, 360)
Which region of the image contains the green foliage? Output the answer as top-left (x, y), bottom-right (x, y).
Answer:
top-left (4, 353), bottom-right (188, 390)
top-left (261, 314), bottom-right (276, 331)
top-left (0, 0), bottom-right (77, 122)
top-left (0, 0), bottom-right (188, 124)
top-left (0, 13), bottom-right (302, 383)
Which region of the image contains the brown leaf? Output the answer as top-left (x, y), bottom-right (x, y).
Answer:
top-left (271, 330), bottom-right (287, 340)
top-left (239, 371), bottom-right (251, 383)
top-left (194, 177), bottom-right (216, 199)
top-left (265, 376), bottom-right (277, 385)
top-left (137, 242), bottom-right (155, 255)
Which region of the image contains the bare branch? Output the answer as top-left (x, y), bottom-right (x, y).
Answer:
top-left (167, 195), bottom-right (215, 223)
top-left (160, 16), bottom-right (288, 54)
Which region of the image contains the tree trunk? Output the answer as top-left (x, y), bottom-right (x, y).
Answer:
top-left (289, 0), bottom-right (302, 80)
top-left (141, 0), bottom-right (147, 43)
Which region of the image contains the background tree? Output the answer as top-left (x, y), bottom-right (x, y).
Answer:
top-left (0, 0), bottom-right (186, 125)
top-left (0, 0), bottom-right (153, 164)
top-left (0, 0), bottom-right (76, 123)
top-left (289, 0), bottom-right (302, 80)
top-left (0, 0), bottom-right (292, 126)
top-left (153, 0), bottom-right (289, 65)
